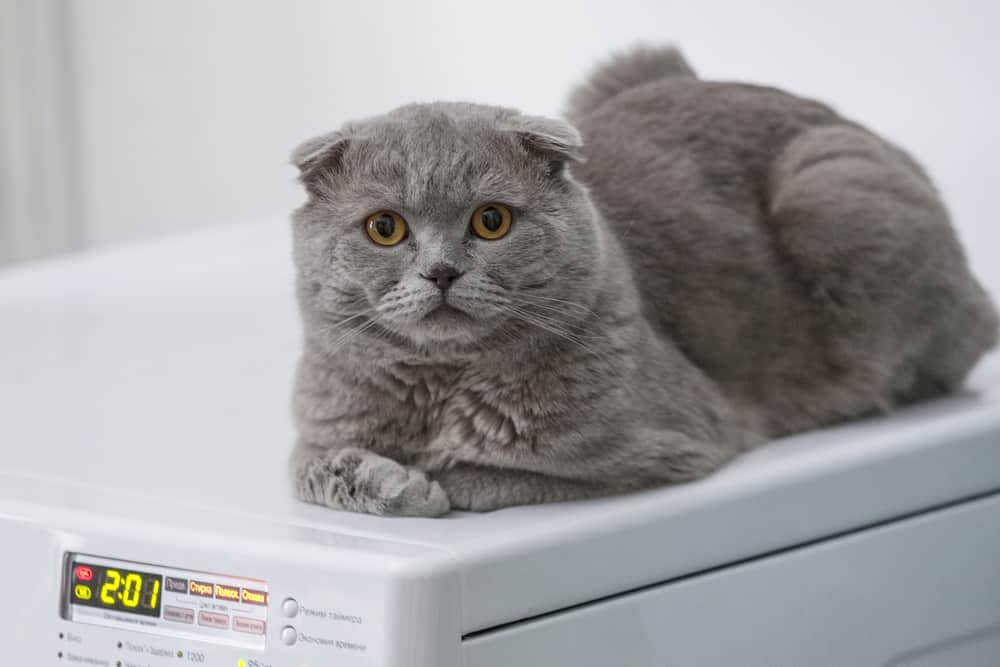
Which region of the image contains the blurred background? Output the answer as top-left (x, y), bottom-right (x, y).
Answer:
top-left (1, 0), bottom-right (997, 294)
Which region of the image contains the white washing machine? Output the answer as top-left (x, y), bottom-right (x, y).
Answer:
top-left (1, 220), bottom-right (998, 666)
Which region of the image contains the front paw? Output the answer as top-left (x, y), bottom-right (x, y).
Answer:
top-left (366, 456), bottom-right (451, 517)
top-left (294, 446), bottom-right (450, 517)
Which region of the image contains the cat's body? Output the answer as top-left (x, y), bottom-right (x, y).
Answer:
top-left (290, 47), bottom-right (998, 516)
top-left (572, 54), bottom-right (999, 436)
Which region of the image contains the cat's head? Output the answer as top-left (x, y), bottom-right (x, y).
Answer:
top-left (291, 102), bottom-right (603, 350)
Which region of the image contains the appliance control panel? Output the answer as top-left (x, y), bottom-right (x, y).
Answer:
top-left (48, 548), bottom-right (383, 666)
top-left (61, 553), bottom-right (270, 651)
top-left (1, 512), bottom-right (461, 667)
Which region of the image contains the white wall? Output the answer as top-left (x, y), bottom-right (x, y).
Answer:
top-left (21, 1), bottom-right (1000, 290)
top-left (0, 0), bottom-right (80, 264)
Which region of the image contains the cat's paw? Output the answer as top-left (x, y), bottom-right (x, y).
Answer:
top-left (294, 446), bottom-right (450, 517)
top-left (364, 456), bottom-right (451, 517)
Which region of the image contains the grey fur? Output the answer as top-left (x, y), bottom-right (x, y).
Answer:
top-left (289, 46), bottom-right (998, 516)
top-left (566, 45), bottom-right (695, 124)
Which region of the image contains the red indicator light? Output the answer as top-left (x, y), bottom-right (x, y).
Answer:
top-left (75, 566), bottom-right (93, 582)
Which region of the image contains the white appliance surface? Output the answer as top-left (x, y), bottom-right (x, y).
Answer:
top-left (2, 219), bottom-right (999, 665)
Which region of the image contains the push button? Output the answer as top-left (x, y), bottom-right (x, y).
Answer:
top-left (233, 616), bottom-right (266, 635)
top-left (280, 625), bottom-right (297, 646)
top-left (197, 610), bottom-right (229, 629)
top-left (281, 598), bottom-right (299, 618)
top-left (164, 605), bottom-right (195, 624)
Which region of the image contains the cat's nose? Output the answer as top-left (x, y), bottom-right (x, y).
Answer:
top-left (421, 264), bottom-right (464, 291)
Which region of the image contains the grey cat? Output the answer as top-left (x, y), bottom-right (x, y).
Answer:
top-left (289, 46), bottom-right (998, 517)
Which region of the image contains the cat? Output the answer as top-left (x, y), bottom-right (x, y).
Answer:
top-left (288, 46), bottom-right (998, 517)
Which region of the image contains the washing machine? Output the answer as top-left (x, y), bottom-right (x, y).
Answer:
top-left (1, 220), bottom-right (998, 665)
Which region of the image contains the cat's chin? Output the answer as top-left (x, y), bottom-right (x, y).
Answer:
top-left (422, 303), bottom-right (474, 323)
top-left (399, 305), bottom-right (493, 347)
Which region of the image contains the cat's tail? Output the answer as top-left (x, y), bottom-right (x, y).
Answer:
top-left (566, 45), bottom-right (696, 123)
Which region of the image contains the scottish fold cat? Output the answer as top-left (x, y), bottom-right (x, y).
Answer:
top-left (289, 46), bottom-right (998, 516)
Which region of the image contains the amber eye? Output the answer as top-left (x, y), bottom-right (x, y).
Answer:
top-left (365, 211), bottom-right (407, 246)
top-left (471, 204), bottom-right (512, 240)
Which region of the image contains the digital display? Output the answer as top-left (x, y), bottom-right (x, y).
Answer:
top-left (69, 561), bottom-right (162, 618)
top-left (62, 553), bottom-right (270, 650)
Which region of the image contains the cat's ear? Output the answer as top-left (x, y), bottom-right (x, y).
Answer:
top-left (291, 129), bottom-right (351, 193)
top-left (506, 115), bottom-right (584, 172)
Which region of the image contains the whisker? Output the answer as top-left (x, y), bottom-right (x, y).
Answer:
top-left (508, 298), bottom-right (599, 330)
top-left (505, 301), bottom-right (602, 339)
top-left (310, 311), bottom-right (371, 338)
top-left (501, 305), bottom-right (605, 358)
top-left (511, 293), bottom-right (599, 317)
top-left (325, 318), bottom-right (382, 356)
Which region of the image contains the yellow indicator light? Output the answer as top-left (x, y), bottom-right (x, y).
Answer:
top-left (74, 584), bottom-right (92, 600)
top-left (238, 661), bottom-right (246, 667)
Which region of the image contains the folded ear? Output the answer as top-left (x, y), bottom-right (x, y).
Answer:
top-left (505, 114), bottom-right (585, 168)
top-left (290, 129), bottom-right (351, 191)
